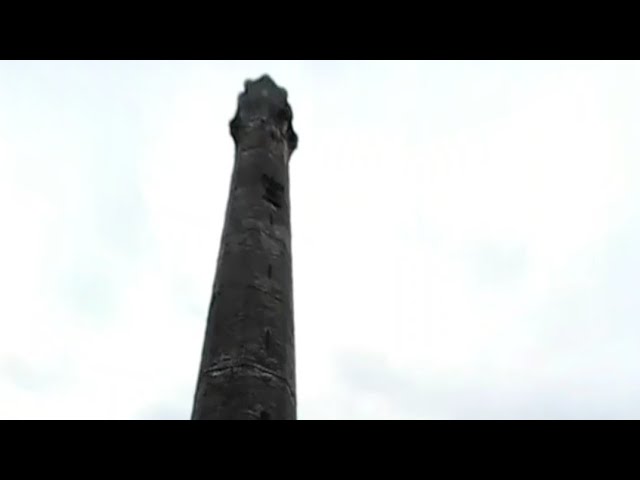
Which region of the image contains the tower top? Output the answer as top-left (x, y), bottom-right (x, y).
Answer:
top-left (229, 74), bottom-right (298, 153)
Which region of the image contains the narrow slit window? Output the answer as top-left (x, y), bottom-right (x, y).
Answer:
top-left (261, 174), bottom-right (284, 209)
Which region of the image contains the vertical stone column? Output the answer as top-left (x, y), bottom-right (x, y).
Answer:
top-left (191, 75), bottom-right (298, 420)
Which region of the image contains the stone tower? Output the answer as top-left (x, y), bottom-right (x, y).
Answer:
top-left (191, 75), bottom-right (298, 420)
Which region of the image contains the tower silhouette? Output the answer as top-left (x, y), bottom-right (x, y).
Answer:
top-left (191, 75), bottom-right (298, 420)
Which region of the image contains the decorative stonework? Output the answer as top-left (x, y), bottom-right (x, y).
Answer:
top-left (229, 75), bottom-right (298, 155)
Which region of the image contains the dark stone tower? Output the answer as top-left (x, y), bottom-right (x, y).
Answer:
top-left (191, 75), bottom-right (298, 420)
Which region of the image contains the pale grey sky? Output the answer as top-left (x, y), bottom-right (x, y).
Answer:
top-left (1, 60), bottom-right (640, 419)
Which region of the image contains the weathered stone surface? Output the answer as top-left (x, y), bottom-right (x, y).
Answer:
top-left (191, 75), bottom-right (297, 420)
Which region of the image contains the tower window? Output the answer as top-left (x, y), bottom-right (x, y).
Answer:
top-left (267, 264), bottom-right (272, 278)
top-left (261, 174), bottom-right (284, 209)
top-left (264, 328), bottom-right (272, 352)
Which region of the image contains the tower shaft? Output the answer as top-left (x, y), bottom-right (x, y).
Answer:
top-left (191, 76), bottom-right (298, 420)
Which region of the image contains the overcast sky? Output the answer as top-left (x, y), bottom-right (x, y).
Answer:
top-left (1, 60), bottom-right (640, 419)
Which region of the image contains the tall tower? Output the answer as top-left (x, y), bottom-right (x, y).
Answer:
top-left (191, 75), bottom-right (298, 420)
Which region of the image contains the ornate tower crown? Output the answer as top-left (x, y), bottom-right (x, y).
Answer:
top-left (229, 74), bottom-right (298, 154)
